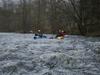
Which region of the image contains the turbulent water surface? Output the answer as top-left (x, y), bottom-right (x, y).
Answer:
top-left (0, 33), bottom-right (100, 75)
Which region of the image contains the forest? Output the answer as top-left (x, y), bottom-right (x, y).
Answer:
top-left (0, 0), bottom-right (100, 36)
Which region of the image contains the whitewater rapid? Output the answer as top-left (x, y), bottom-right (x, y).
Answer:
top-left (0, 33), bottom-right (100, 75)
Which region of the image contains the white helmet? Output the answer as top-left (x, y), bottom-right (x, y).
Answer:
top-left (38, 30), bottom-right (41, 32)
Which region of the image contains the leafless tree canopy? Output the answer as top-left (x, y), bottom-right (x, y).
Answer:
top-left (0, 0), bottom-right (100, 36)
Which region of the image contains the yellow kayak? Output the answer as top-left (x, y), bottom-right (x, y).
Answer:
top-left (57, 36), bottom-right (64, 39)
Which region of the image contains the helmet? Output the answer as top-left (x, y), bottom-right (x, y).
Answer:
top-left (61, 30), bottom-right (64, 32)
top-left (38, 30), bottom-right (41, 32)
